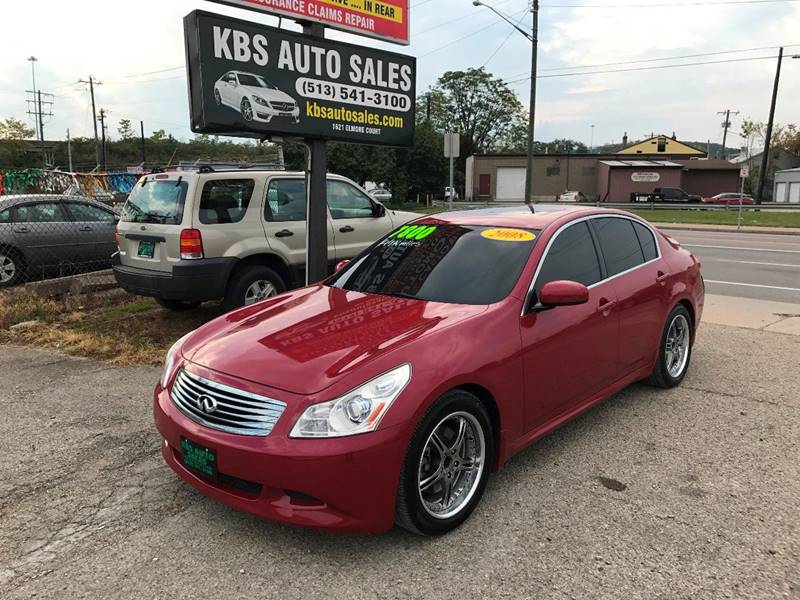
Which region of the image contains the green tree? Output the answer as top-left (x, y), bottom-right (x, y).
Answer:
top-left (0, 118), bottom-right (35, 167)
top-left (0, 117), bottom-right (34, 140)
top-left (117, 119), bottom-right (135, 140)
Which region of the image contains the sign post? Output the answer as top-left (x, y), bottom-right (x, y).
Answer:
top-left (444, 132), bottom-right (460, 210)
top-left (738, 165), bottom-right (749, 230)
top-left (184, 9), bottom-right (415, 284)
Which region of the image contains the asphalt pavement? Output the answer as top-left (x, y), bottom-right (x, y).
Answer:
top-left (664, 228), bottom-right (800, 304)
top-left (1, 320), bottom-right (798, 599)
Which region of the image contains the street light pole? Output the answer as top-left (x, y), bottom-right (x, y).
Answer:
top-left (473, 0), bottom-right (537, 205)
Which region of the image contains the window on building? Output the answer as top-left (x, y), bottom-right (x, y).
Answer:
top-left (546, 167), bottom-right (561, 177)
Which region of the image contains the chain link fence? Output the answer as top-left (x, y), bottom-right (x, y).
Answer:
top-left (0, 193), bottom-right (120, 300)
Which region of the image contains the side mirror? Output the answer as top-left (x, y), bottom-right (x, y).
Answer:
top-left (538, 280), bottom-right (589, 308)
top-left (372, 203), bottom-right (386, 218)
top-left (335, 259), bottom-right (350, 272)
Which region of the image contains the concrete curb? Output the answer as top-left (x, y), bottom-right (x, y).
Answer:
top-left (654, 222), bottom-right (800, 236)
top-left (702, 294), bottom-right (800, 336)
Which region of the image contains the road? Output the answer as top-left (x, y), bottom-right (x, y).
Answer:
top-left (665, 228), bottom-right (800, 304)
top-left (2, 323), bottom-right (798, 599)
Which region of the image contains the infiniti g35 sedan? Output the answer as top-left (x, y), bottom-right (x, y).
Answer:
top-left (154, 205), bottom-right (704, 535)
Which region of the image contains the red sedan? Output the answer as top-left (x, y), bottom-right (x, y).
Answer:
top-left (154, 206), bottom-right (704, 535)
top-left (702, 193), bottom-right (754, 205)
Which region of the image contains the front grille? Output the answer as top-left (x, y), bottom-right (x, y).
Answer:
top-left (171, 369), bottom-right (286, 437)
top-left (271, 101), bottom-right (295, 112)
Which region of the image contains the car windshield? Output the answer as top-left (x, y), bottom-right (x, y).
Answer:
top-left (121, 180), bottom-right (189, 225)
top-left (328, 223), bottom-right (540, 305)
top-left (238, 74), bottom-right (273, 88)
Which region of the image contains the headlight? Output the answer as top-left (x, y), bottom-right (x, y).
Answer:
top-left (161, 332), bottom-right (192, 388)
top-left (290, 364), bottom-right (411, 438)
top-left (252, 96), bottom-right (270, 107)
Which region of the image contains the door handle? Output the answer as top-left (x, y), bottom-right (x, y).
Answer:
top-left (598, 298), bottom-right (616, 314)
top-left (14, 226), bottom-right (29, 233)
top-left (339, 226), bottom-right (355, 233)
top-left (79, 226), bottom-right (93, 232)
top-left (274, 229), bottom-right (294, 238)
top-left (656, 271), bottom-right (669, 284)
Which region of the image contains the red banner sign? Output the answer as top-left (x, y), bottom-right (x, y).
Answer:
top-left (208, 0), bottom-right (410, 45)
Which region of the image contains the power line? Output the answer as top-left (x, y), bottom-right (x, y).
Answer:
top-left (481, 12), bottom-right (529, 67)
top-left (420, 8), bottom-right (530, 57)
top-left (502, 54), bottom-right (781, 84)
top-left (540, 0), bottom-right (800, 7)
top-left (416, 0), bottom-right (518, 35)
top-left (102, 65), bottom-right (184, 82)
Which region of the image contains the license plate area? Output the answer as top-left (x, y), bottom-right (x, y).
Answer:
top-left (180, 437), bottom-right (217, 480)
top-left (137, 240), bottom-right (155, 258)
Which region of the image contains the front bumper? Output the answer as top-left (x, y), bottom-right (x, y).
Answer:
top-left (112, 255), bottom-right (236, 302)
top-left (153, 365), bottom-right (409, 533)
top-left (254, 105), bottom-right (300, 122)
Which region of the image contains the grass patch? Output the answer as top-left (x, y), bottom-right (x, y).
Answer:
top-left (628, 208), bottom-right (800, 228)
top-left (0, 291), bottom-right (221, 365)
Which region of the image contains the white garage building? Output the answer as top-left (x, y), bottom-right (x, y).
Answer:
top-left (774, 167), bottom-right (800, 204)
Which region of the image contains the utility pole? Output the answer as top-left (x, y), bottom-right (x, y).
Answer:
top-left (757, 47), bottom-right (783, 204)
top-left (26, 89), bottom-right (53, 169)
top-left (27, 57), bottom-right (39, 142)
top-left (590, 124), bottom-right (595, 153)
top-left (717, 109), bottom-right (739, 159)
top-left (67, 128), bottom-right (73, 172)
top-left (79, 76), bottom-right (102, 169)
top-left (524, 0), bottom-right (539, 204)
top-left (37, 92), bottom-right (46, 168)
top-left (140, 120), bottom-right (146, 165)
top-left (98, 108), bottom-right (108, 171)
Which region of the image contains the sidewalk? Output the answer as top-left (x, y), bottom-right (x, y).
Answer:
top-left (655, 222), bottom-right (800, 236)
top-left (702, 293), bottom-right (800, 335)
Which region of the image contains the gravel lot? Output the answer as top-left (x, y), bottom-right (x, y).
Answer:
top-left (1, 323), bottom-right (798, 599)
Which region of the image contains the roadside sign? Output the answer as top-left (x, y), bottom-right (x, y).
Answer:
top-left (740, 165), bottom-right (750, 178)
top-left (444, 132), bottom-right (460, 158)
top-left (631, 172), bottom-right (660, 182)
top-left (206, 0), bottom-right (410, 46)
top-left (184, 10), bottom-right (416, 146)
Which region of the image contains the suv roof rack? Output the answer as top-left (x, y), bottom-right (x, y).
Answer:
top-left (174, 160), bottom-right (285, 172)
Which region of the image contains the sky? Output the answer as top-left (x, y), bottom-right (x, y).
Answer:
top-left (0, 0), bottom-right (798, 152)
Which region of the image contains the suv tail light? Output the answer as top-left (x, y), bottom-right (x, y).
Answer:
top-left (180, 229), bottom-right (204, 260)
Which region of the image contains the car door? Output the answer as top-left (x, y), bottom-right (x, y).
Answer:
top-left (263, 177), bottom-right (336, 279)
top-left (62, 201), bottom-right (118, 266)
top-left (520, 219), bottom-right (620, 432)
top-left (11, 201), bottom-right (75, 272)
top-left (327, 179), bottom-right (394, 259)
top-left (591, 217), bottom-right (670, 370)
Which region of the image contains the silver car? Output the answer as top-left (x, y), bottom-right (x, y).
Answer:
top-left (0, 195), bottom-right (118, 286)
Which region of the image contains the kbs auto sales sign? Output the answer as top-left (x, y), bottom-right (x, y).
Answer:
top-left (208, 0), bottom-right (410, 46)
top-left (184, 11), bottom-right (416, 146)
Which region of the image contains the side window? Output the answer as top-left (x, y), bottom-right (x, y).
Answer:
top-left (66, 202), bottom-right (116, 223)
top-left (327, 180), bottom-right (374, 219)
top-left (535, 221), bottom-right (602, 293)
top-left (15, 203), bottom-right (67, 223)
top-left (198, 179), bottom-right (255, 225)
top-left (593, 217), bottom-right (645, 276)
top-left (632, 221), bottom-right (658, 262)
top-left (265, 179), bottom-right (306, 222)
top-left (0, 208), bottom-right (11, 223)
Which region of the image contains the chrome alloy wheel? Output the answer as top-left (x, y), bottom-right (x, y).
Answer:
top-left (0, 253), bottom-right (16, 284)
top-left (243, 280), bottom-right (277, 305)
top-left (665, 313), bottom-right (690, 378)
top-left (241, 98), bottom-right (253, 121)
top-left (418, 411), bottom-right (486, 520)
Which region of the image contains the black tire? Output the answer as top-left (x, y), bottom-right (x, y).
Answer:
top-left (395, 389), bottom-right (494, 536)
top-left (644, 304), bottom-right (694, 388)
top-left (221, 265), bottom-right (285, 312)
top-left (154, 298), bottom-right (201, 312)
top-left (0, 248), bottom-right (24, 287)
top-left (214, 88), bottom-right (222, 106)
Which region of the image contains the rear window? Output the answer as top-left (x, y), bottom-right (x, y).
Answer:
top-left (199, 179), bottom-right (255, 224)
top-left (632, 221), bottom-right (658, 262)
top-left (329, 224), bottom-right (539, 305)
top-left (121, 180), bottom-right (188, 225)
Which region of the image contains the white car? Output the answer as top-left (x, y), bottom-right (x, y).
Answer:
top-left (368, 188), bottom-right (393, 203)
top-left (214, 71), bottom-right (300, 124)
top-left (444, 186), bottom-right (459, 201)
top-left (558, 190), bottom-right (587, 202)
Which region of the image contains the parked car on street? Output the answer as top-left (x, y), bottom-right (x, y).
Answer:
top-left (633, 187), bottom-right (702, 203)
top-left (0, 194), bottom-right (118, 287)
top-left (444, 186), bottom-right (459, 202)
top-left (368, 188), bottom-right (393, 203)
top-left (558, 190), bottom-right (587, 202)
top-left (701, 193), bottom-right (754, 205)
top-left (154, 204), bottom-right (705, 535)
top-left (112, 169), bottom-right (418, 311)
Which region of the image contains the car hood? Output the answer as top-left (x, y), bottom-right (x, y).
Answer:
top-left (184, 285), bottom-right (487, 396)
top-left (242, 86), bottom-right (295, 104)
top-left (390, 210), bottom-right (420, 227)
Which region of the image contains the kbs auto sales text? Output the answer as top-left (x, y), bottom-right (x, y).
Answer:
top-left (213, 26), bottom-right (413, 93)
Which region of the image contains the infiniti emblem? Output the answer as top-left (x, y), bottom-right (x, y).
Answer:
top-left (194, 394), bottom-right (218, 414)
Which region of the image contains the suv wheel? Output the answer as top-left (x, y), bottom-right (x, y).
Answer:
top-left (395, 390), bottom-right (493, 536)
top-left (0, 249), bottom-right (23, 287)
top-left (155, 298), bottom-right (201, 312)
top-left (222, 265), bottom-right (285, 312)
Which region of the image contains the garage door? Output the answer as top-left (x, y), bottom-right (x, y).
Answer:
top-left (496, 168), bottom-right (526, 201)
top-left (775, 182), bottom-right (787, 203)
top-left (789, 182), bottom-right (800, 204)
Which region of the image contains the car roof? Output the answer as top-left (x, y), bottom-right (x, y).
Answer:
top-left (0, 194), bottom-right (112, 210)
top-left (415, 204), bottom-right (634, 230)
